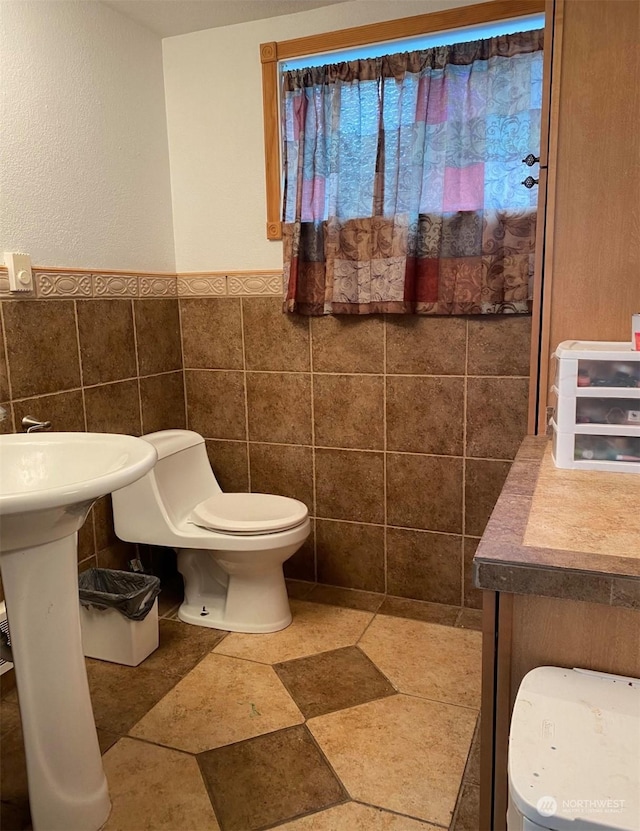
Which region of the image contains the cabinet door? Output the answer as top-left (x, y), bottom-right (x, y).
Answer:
top-left (535, 0), bottom-right (640, 432)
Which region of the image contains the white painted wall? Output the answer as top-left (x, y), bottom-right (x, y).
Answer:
top-left (163, 0), bottom-right (482, 272)
top-left (0, 1), bottom-right (175, 272)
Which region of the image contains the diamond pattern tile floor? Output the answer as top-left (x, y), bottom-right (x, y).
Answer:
top-left (308, 695), bottom-right (477, 827)
top-left (130, 653), bottom-right (304, 753)
top-left (274, 646), bottom-right (395, 719)
top-left (275, 802), bottom-right (441, 829)
top-left (102, 737), bottom-right (220, 831)
top-left (198, 725), bottom-right (346, 831)
top-left (214, 599), bottom-right (374, 664)
top-left (359, 615), bottom-right (482, 709)
top-left (0, 591), bottom-right (482, 831)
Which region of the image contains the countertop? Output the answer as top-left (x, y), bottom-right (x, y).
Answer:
top-left (473, 436), bottom-right (640, 609)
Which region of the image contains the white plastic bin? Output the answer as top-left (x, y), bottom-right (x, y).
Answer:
top-left (508, 667), bottom-right (640, 831)
top-left (80, 598), bottom-right (159, 667)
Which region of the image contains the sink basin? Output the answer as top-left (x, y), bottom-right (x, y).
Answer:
top-left (0, 433), bottom-right (157, 831)
top-left (0, 432), bottom-right (157, 551)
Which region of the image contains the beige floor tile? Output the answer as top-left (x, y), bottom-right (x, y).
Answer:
top-left (214, 600), bottom-right (374, 664)
top-left (359, 615), bottom-right (482, 709)
top-left (308, 695), bottom-right (476, 827)
top-left (277, 802), bottom-right (440, 829)
top-left (129, 653), bottom-right (303, 753)
top-left (103, 737), bottom-right (219, 831)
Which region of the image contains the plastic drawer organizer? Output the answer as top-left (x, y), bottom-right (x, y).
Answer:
top-left (551, 341), bottom-right (640, 472)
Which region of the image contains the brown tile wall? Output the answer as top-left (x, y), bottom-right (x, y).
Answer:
top-left (0, 283), bottom-right (529, 611)
top-left (182, 297), bottom-right (531, 610)
top-left (0, 295), bottom-right (185, 579)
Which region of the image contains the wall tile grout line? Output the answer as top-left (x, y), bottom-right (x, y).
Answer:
top-left (382, 314), bottom-right (388, 595)
top-left (130, 298), bottom-right (145, 435)
top-left (71, 299), bottom-right (89, 433)
top-left (239, 298), bottom-right (252, 491)
top-left (72, 298), bottom-right (97, 554)
top-left (308, 316), bottom-right (318, 581)
top-left (0, 302), bottom-right (15, 428)
top-left (201, 437), bottom-right (518, 466)
top-left (180, 366), bottom-right (529, 381)
top-left (461, 319), bottom-right (469, 606)
top-left (177, 299), bottom-right (190, 432)
top-left (6, 369), bottom-right (185, 402)
top-left (194, 437), bottom-right (519, 464)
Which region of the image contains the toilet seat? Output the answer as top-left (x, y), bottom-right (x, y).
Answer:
top-left (190, 493), bottom-right (308, 535)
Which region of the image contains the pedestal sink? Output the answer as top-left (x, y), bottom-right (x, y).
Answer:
top-left (0, 433), bottom-right (157, 831)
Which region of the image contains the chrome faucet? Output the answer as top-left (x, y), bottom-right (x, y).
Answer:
top-left (21, 415), bottom-right (52, 433)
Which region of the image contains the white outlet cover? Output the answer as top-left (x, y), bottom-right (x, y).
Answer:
top-left (4, 252), bottom-right (33, 292)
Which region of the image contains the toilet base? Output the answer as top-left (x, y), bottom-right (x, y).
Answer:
top-left (176, 548), bottom-right (294, 633)
top-left (177, 599), bottom-right (292, 633)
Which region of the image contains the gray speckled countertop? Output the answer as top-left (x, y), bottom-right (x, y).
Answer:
top-left (473, 436), bottom-right (640, 609)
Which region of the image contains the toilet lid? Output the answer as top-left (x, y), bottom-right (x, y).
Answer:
top-left (190, 493), bottom-right (308, 534)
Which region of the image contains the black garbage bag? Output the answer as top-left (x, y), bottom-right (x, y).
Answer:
top-left (79, 568), bottom-right (161, 622)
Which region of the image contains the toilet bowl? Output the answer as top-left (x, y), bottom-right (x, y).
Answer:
top-left (112, 430), bottom-right (310, 633)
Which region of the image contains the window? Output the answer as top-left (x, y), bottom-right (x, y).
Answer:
top-left (260, 0), bottom-right (546, 240)
top-left (260, 1), bottom-right (546, 315)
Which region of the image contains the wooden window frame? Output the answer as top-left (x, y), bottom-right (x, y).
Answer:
top-left (260, 0), bottom-right (545, 240)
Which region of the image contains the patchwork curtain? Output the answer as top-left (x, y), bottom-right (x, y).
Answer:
top-left (282, 30), bottom-right (544, 315)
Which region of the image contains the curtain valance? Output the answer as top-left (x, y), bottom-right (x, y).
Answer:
top-left (282, 29), bottom-right (544, 316)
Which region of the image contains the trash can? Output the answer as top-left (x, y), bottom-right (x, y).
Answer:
top-left (79, 568), bottom-right (161, 667)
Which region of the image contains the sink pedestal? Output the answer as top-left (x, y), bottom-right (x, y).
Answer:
top-left (1, 532), bottom-right (111, 831)
top-left (0, 432), bottom-right (158, 831)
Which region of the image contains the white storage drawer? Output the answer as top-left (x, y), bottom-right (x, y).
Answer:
top-left (553, 423), bottom-right (640, 472)
top-left (554, 340), bottom-right (640, 397)
top-left (553, 390), bottom-right (640, 433)
top-left (552, 341), bottom-right (640, 472)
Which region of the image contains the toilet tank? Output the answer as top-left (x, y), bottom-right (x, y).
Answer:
top-left (112, 430), bottom-right (222, 543)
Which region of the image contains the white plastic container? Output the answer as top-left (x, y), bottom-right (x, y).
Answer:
top-left (508, 667), bottom-right (640, 831)
top-left (552, 341), bottom-right (640, 472)
top-left (79, 598), bottom-right (158, 667)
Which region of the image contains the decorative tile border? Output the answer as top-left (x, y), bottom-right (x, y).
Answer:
top-left (227, 273), bottom-right (282, 296)
top-left (177, 275), bottom-right (227, 297)
top-left (0, 269), bottom-right (285, 299)
top-left (36, 272), bottom-right (93, 298)
top-left (93, 275), bottom-right (138, 297)
top-left (140, 276), bottom-right (177, 297)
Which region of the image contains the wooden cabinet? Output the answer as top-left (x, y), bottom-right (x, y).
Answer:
top-left (476, 438), bottom-right (640, 830)
top-left (533, 0), bottom-right (640, 433)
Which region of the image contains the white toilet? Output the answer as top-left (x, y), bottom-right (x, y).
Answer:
top-left (112, 429), bottom-right (310, 633)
